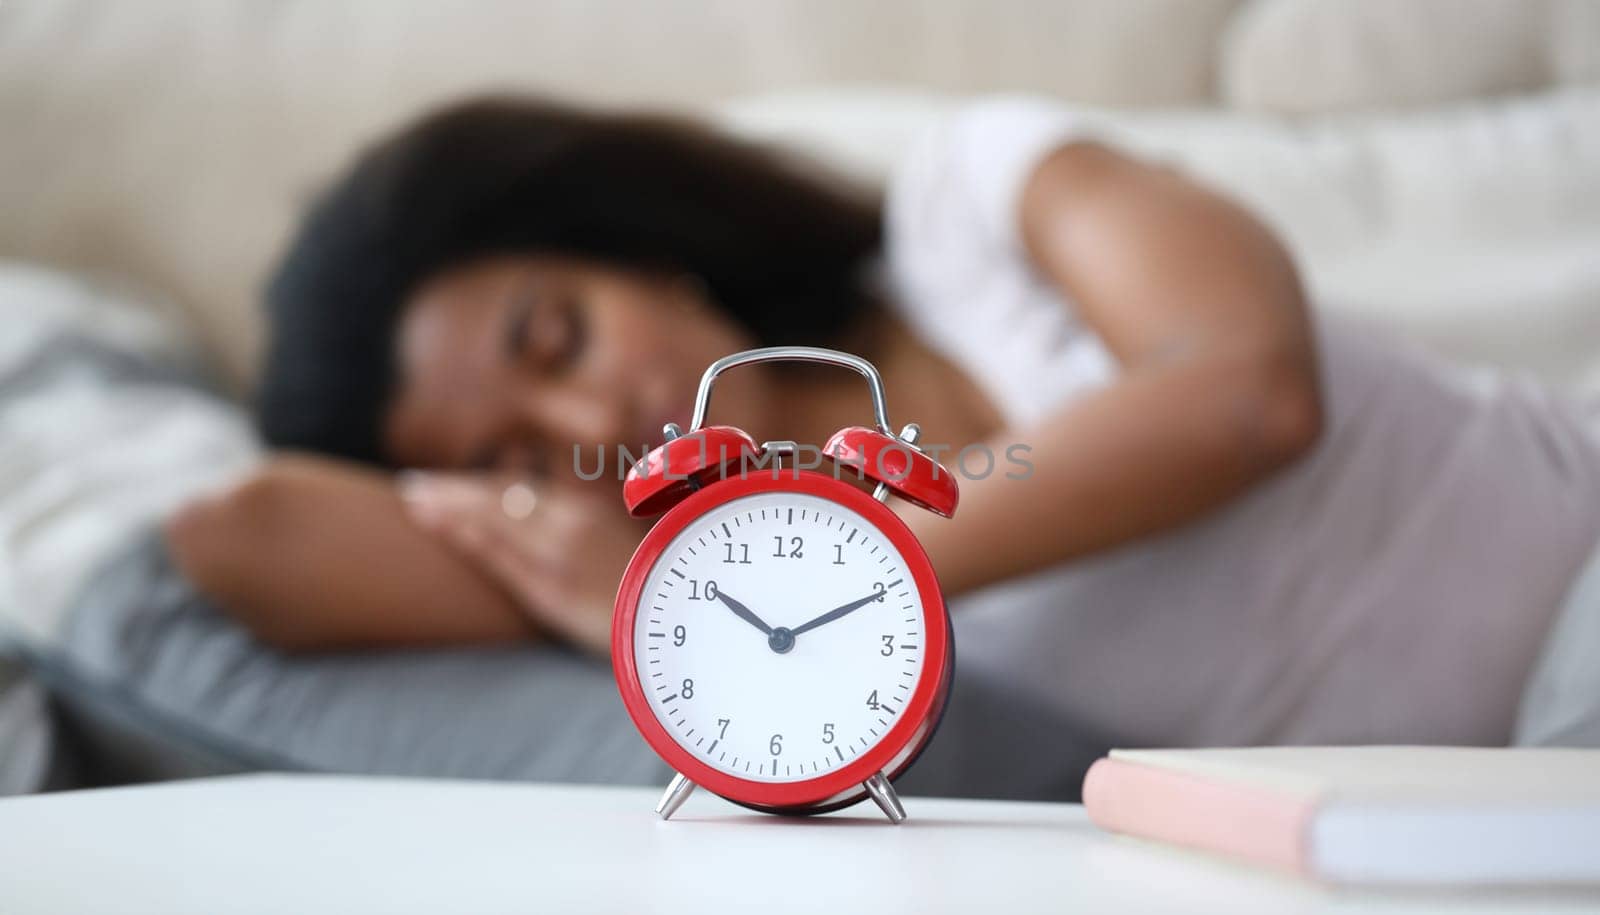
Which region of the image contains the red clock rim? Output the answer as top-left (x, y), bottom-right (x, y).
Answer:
top-left (611, 470), bottom-right (952, 811)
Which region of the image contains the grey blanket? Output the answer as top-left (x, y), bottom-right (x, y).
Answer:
top-left (52, 531), bottom-right (1108, 800)
top-left (0, 656), bottom-right (53, 795)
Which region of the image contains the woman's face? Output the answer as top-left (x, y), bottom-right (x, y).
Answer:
top-left (385, 254), bottom-right (771, 478)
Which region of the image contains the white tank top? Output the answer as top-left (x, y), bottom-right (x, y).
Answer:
top-left (885, 98), bottom-right (1600, 747)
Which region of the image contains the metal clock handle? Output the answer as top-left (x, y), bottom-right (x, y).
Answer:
top-left (669, 347), bottom-right (920, 507)
top-left (681, 346), bottom-right (894, 437)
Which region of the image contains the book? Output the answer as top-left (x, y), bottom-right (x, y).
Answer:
top-left (1082, 746), bottom-right (1600, 886)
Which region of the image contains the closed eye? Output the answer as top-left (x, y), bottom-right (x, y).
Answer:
top-left (503, 287), bottom-right (582, 372)
top-left (503, 293), bottom-right (536, 363)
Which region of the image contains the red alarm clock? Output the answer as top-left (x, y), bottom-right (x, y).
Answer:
top-left (612, 347), bottom-right (958, 823)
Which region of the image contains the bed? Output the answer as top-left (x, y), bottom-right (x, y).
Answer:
top-left (2, 0), bottom-right (1598, 795)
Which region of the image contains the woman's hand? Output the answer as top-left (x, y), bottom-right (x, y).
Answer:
top-left (166, 455), bottom-right (534, 652)
top-left (400, 474), bottom-right (648, 658)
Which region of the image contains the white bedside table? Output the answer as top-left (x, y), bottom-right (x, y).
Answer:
top-left (0, 775), bottom-right (1593, 914)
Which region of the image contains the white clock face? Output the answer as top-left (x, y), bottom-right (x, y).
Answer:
top-left (633, 491), bottom-right (927, 783)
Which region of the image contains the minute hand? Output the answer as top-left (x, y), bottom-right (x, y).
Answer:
top-left (789, 590), bottom-right (886, 638)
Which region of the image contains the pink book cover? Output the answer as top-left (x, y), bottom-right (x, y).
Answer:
top-left (1082, 754), bottom-right (1318, 876)
top-left (1079, 746), bottom-right (1600, 885)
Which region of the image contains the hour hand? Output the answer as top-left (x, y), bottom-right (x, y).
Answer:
top-left (713, 589), bottom-right (774, 636)
top-left (789, 589), bottom-right (886, 638)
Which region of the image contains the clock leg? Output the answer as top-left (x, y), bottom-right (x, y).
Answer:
top-left (655, 772), bottom-right (697, 820)
top-left (863, 771), bottom-right (906, 824)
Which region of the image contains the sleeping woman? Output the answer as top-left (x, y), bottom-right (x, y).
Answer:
top-left (168, 95), bottom-right (1600, 755)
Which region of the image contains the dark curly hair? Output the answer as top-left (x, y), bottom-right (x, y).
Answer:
top-left (258, 95), bottom-right (883, 465)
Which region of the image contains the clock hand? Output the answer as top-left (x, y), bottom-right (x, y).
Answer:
top-left (712, 589), bottom-right (774, 636)
top-left (788, 589), bottom-right (887, 639)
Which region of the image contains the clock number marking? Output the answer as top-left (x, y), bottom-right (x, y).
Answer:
top-left (772, 535), bottom-right (804, 559)
top-left (880, 635), bottom-right (894, 656)
top-left (687, 579), bottom-right (719, 601)
top-left (672, 624), bottom-right (687, 647)
top-left (866, 689), bottom-right (881, 710)
top-left (716, 718), bottom-right (730, 739)
top-left (832, 544), bottom-right (846, 565)
top-left (821, 723), bottom-right (835, 744)
top-left (769, 734), bottom-right (783, 756)
top-left (681, 678), bottom-right (695, 699)
top-left (721, 542), bottom-right (751, 565)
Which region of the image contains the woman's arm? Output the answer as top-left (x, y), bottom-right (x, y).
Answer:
top-left (910, 142), bottom-right (1324, 593)
top-left (166, 454), bottom-right (535, 651)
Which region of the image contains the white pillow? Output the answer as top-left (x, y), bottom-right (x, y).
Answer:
top-left (1221, 0), bottom-right (1600, 114)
